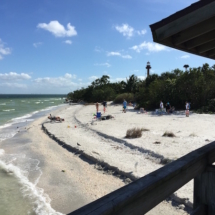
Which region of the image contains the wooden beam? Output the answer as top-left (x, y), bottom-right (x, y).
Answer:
top-left (197, 40), bottom-right (215, 53)
top-left (172, 16), bottom-right (215, 45)
top-left (191, 205), bottom-right (207, 215)
top-left (154, 1), bottom-right (215, 41)
top-left (152, 38), bottom-right (215, 61)
top-left (206, 49), bottom-right (215, 57)
top-left (68, 142), bottom-right (215, 215)
top-left (194, 168), bottom-right (215, 215)
top-left (185, 30), bottom-right (215, 49)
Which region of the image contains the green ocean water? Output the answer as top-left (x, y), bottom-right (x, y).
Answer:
top-left (0, 94), bottom-right (66, 126)
top-left (0, 95), bottom-right (66, 215)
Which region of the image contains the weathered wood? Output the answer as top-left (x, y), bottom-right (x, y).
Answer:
top-left (172, 16), bottom-right (215, 45)
top-left (154, 2), bottom-right (215, 41)
top-left (194, 165), bottom-right (215, 215)
top-left (185, 30), bottom-right (215, 49)
top-left (191, 204), bottom-right (207, 215)
top-left (206, 165), bottom-right (215, 172)
top-left (207, 49), bottom-right (215, 57)
top-left (197, 40), bottom-right (215, 53)
top-left (68, 142), bottom-right (215, 215)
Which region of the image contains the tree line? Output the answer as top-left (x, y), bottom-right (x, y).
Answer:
top-left (67, 63), bottom-right (215, 112)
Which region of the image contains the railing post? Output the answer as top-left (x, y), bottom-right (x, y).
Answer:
top-left (193, 165), bottom-right (215, 215)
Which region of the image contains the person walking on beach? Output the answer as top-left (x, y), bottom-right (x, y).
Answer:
top-left (102, 101), bottom-right (107, 113)
top-left (159, 100), bottom-right (164, 115)
top-left (123, 99), bottom-right (127, 113)
top-left (160, 101), bottom-right (164, 109)
top-left (185, 101), bottom-right (190, 117)
top-left (95, 102), bottom-right (99, 113)
top-left (166, 102), bottom-right (171, 114)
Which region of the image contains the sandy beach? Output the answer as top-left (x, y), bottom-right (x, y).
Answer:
top-left (43, 103), bottom-right (215, 214)
top-left (2, 103), bottom-right (215, 214)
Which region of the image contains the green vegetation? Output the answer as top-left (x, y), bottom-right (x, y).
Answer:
top-left (67, 63), bottom-right (215, 112)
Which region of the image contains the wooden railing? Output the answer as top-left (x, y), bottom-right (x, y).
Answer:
top-left (68, 141), bottom-right (215, 215)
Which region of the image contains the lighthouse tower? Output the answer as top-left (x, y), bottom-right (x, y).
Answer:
top-left (146, 61), bottom-right (151, 77)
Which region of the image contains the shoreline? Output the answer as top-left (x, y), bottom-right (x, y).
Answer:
top-left (2, 103), bottom-right (212, 214)
top-left (0, 104), bottom-right (126, 214)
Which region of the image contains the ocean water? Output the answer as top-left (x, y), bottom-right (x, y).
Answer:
top-left (0, 94), bottom-right (66, 215)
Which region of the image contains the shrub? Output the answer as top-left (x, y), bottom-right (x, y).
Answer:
top-left (141, 128), bottom-right (150, 132)
top-left (162, 131), bottom-right (176, 137)
top-left (126, 128), bottom-right (142, 138)
top-left (114, 93), bottom-right (135, 104)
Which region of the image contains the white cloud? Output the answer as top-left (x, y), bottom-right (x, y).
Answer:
top-left (33, 42), bottom-right (42, 48)
top-left (107, 51), bottom-right (132, 59)
top-left (88, 76), bottom-right (98, 81)
top-left (121, 55), bottom-right (132, 59)
top-left (94, 63), bottom-right (111, 67)
top-left (64, 73), bottom-right (76, 79)
top-left (78, 78), bottom-right (82, 82)
top-left (0, 39), bottom-right (11, 60)
top-left (34, 73), bottom-right (77, 88)
top-left (181, 55), bottom-right (190, 59)
top-left (115, 24), bottom-right (134, 38)
top-left (115, 24), bottom-right (147, 38)
top-left (0, 72), bottom-right (31, 81)
top-left (138, 76), bottom-right (146, 80)
top-left (130, 41), bottom-right (168, 53)
top-left (37, 21), bottom-right (77, 37)
top-left (64, 40), bottom-right (72, 45)
top-left (107, 52), bottom-right (121, 56)
top-left (137, 30), bottom-right (147, 35)
top-left (0, 82), bottom-right (27, 88)
top-left (110, 77), bottom-right (126, 82)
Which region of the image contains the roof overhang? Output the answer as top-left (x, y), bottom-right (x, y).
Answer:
top-left (150, 0), bottom-right (215, 60)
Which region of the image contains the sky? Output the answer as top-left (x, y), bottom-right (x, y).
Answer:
top-left (0, 0), bottom-right (214, 94)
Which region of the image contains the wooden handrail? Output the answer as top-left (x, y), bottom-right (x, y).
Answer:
top-left (68, 142), bottom-right (215, 215)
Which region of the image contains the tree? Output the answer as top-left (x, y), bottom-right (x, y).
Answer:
top-left (183, 64), bottom-right (189, 71)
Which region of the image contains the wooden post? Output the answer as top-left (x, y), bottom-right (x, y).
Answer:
top-left (194, 165), bottom-right (215, 215)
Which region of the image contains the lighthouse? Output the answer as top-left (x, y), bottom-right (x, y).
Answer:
top-left (146, 61), bottom-right (151, 77)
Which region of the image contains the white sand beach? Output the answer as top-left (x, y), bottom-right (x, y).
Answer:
top-left (2, 103), bottom-right (215, 214)
top-left (39, 103), bottom-right (214, 214)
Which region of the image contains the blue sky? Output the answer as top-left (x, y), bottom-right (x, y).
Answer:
top-left (0, 0), bottom-right (214, 94)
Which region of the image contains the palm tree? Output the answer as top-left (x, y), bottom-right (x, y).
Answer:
top-left (183, 64), bottom-right (189, 71)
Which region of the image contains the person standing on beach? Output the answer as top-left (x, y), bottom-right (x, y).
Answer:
top-left (160, 101), bottom-right (163, 109)
top-left (166, 102), bottom-right (171, 114)
top-left (159, 100), bottom-right (164, 115)
top-left (102, 101), bottom-right (107, 113)
top-left (95, 102), bottom-right (99, 113)
top-left (185, 101), bottom-right (189, 117)
top-left (123, 99), bottom-right (127, 113)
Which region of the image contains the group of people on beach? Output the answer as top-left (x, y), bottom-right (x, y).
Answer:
top-left (159, 100), bottom-right (190, 116)
top-left (96, 101), bottom-right (107, 113)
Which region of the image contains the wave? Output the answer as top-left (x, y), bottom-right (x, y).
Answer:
top-left (0, 150), bottom-right (64, 215)
top-left (35, 102), bottom-right (40, 104)
top-left (12, 114), bottom-right (33, 122)
top-left (2, 109), bottom-right (15, 112)
top-left (0, 103), bottom-right (6, 105)
top-left (0, 131), bottom-right (17, 142)
top-left (0, 123), bottom-right (13, 129)
top-left (50, 98), bottom-right (61, 101)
